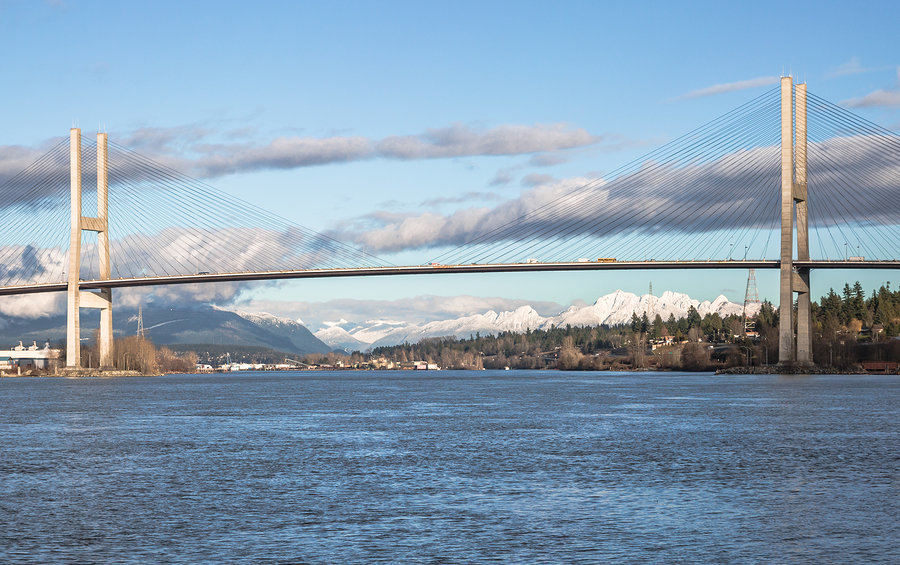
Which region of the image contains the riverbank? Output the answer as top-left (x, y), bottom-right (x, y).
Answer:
top-left (1, 369), bottom-right (149, 378)
top-left (4, 366), bottom-right (890, 377)
top-left (716, 365), bottom-right (884, 375)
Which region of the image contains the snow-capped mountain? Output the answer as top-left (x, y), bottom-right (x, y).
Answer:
top-left (362, 305), bottom-right (546, 349)
top-left (345, 320), bottom-right (409, 345)
top-left (313, 325), bottom-right (370, 353)
top-left (547, 290), bottom-right (747, 327)
top-left (313, 290), bottom-right (759, 351)
top-left (230, 309), bottom-right (333, 353)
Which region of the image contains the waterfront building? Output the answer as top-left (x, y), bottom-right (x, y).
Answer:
top-left (0, 341), bottom-right (61, 372)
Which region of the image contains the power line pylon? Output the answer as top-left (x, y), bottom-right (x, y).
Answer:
top-left (137, 305), bottom-right (145, 338)
top-left (743, 269), bottom-right (761, 335)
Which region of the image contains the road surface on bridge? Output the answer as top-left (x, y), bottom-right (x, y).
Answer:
top-left (0, 259), bottom-right (896, 296)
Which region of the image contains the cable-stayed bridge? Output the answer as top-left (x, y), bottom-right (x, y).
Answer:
top-left (0, 78), bottom-right (897, 368)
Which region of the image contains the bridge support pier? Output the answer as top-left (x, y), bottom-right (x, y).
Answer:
top-left (777, 78), bottom-right (813, 366)
top-left (66, 129), bottom-right (82, 368)
top-left (66, 129), bottom-right (114, 369)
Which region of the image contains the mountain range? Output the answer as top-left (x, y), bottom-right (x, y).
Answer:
top-left (0, 305), bottom-right (332, 356)
top-left (0, 290), bottom-right (756, 356)
top-left (313, 290), bottom-right (759, 351)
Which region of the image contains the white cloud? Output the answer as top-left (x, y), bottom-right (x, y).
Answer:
top-left (529, 152), bottom-right (570, 167)
top-left (521, 173), bottom-right (555, 187)
top-left (376, 123), bottom-right (598, 159)
top-left (0, 121), bottom-right (607, 205)
top-left (343, 176), bottom-right (595, 252)
top-left (826, 58), bottom-right (893, 79)
top-left (419, 191), bottom-right (501, 207)
top-left (193, 136), bottom-right (375, 176)
top-left (116, 121), bottom-right (603, 177)
top-left (82, 226), bottom-right (347, 281)
top-left (0, 225), bottom-right (298, 317)
top-left (842, 67), bottom-right (900, 107)
top-left (827, 57), bottom-right (864, 78)
top-left (677, 76), bottom-right (779, 100)
top-left (0, 280), bottom-right (268, 322)
top-left (0, 293), bottom-right (65, 319)
top-left (489, 169), bottom-right (515, 186)
top-left (843, 89), bottom-right (900, 108)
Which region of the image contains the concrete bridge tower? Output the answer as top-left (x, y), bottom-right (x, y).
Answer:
top-left (778, 77), bottom-right (812, 365)
top-left (66, 128), bottom-right (114, 369)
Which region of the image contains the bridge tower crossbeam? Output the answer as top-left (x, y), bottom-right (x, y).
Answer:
top-left (778, 77), bottom-right (812, 365)
top-left (66, 128), bottom-right (114, 369)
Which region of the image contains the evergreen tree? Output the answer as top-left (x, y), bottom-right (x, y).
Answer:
top-left (850, 281), bottom-right (867, 321)
top-left (757, 300), bottom-right (778, 328)
top-left (666, 313), bottom-right (677, 333)
top-left (686, 305), bottom-right (701, 329)
top-left (652, 314), bottom-right (664, 339)
top-left (842, 283), bottom-right (854, 323)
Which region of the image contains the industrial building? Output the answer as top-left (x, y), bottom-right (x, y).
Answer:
top-left (0, 341), bottom-right (61, 373)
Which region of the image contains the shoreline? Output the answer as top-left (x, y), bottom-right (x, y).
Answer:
top-left (715, 365), bottom-right (893, 375)
top-left (1, 369), bottom-right (151, 378)
top-left (2, 367), bottom-right (889, 378)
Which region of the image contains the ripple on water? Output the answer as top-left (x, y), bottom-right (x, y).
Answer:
top-left (0, 371), bottom-right (896, 563)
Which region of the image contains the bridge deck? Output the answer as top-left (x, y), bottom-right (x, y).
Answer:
top-left (0, 260), bottom-right (897, 296)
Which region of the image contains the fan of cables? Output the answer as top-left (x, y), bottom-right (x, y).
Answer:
top-left (432, 87), bottom-right (899, 265)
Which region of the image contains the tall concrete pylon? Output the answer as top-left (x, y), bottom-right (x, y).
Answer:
top-left (777, 77), bottom-right (812, 365)
top-left (66, 129), bottom-right (114, 369)
top-left (795, 83), bottom-right (812, 364)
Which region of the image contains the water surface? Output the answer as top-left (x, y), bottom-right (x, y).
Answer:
top-left (1, 371), bottom-right (896, 562)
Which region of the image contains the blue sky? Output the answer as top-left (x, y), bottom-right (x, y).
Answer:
top-left (0, 0), bottom-right (898, 322)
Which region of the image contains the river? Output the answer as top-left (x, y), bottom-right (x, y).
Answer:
top-left (1, 371), bottom-right (896, 562)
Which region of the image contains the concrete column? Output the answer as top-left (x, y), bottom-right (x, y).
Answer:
top-left (794, 84), bottom-right (812, 364)
top-left (796, 269), bottom-right (811, 363)
top-left (795, 84), bottom-right (809, 260)
top-left (66, 128), bottom-right (82, 368)
top-left (778, 77), bottom-right (794, 364)
top-left (97, 133), bottom-right (113, 368)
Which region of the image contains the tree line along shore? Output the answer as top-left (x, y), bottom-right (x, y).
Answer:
top-left (309, 282), bottom-right (899, 372)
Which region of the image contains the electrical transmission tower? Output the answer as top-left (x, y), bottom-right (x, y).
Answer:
top-left (743, 269), bottom-right (761, 335)
top-left (137, 305), bottom-right (145, 338)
